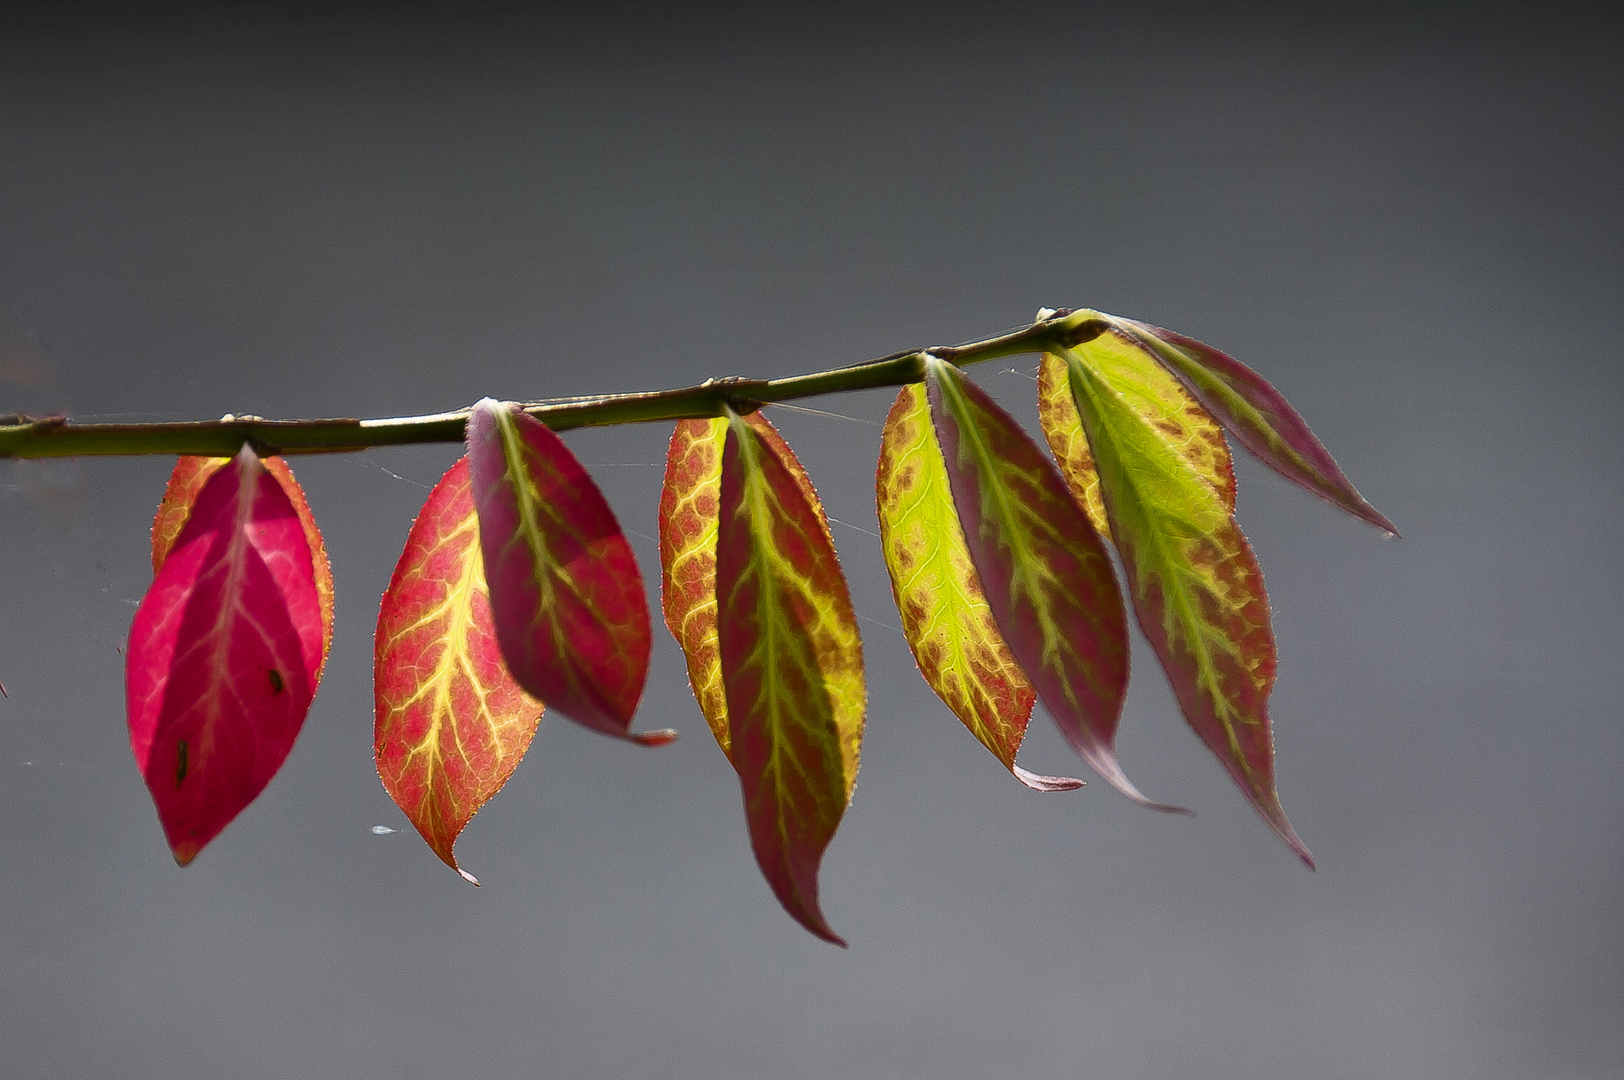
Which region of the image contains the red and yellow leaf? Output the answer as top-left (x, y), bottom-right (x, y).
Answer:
top-left (1036, 346), bottom-right (1236, 540)
top-left (716, 410), bottom-right (864, 945)
top-left (126, 446), bottom-right (325, 865)
top-left (153, 454), bottom-right (335, 664)
top-left (926, 357), bottom-right (1181, 811)
top-left (1098, 312), bottom-right (1396, 535)
top-left (875, 384), bottom-right (1079, 792)
top-left (658, 417), bottom-right (732, 755)
top-left (467, 399), bottom-right (672, 746)
top-left (1058, 338), bottom-right (1313, 865)
top-left (658, 412), bottom-right (831, 761)
top-left (374, 456), bottom-right (544, 885)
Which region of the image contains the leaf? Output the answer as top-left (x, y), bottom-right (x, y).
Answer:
top-left (153, 454), bottom-right (335, 664)
top-left (466, 399), bottom-right (672, 746)
top-left (126, 445), bottom-right (325, 865)
top-left (658, 417), bottom-right (732, 756)
top-left (1036, 347), bottom-right (1236, 541)
top-left (658, 412), bottom-right (835, 762)
top-left (925, 357), bottom-right (1181, 811)
top-left (374, 456), bottom-right (544, 885)
top-left (1098, 312), bottom-right (1396, 535)
top-left (716, 410), bottom-right (864, 945)
top-left (875, 384), bottom-right (1080, 792)
top-left (1058, 340), bottom-right (1313, 865)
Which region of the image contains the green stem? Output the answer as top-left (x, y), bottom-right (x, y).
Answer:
top-left (0, 310), bottom-right (1100, 459)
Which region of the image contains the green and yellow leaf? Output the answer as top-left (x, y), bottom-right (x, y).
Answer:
top-left (1059, 339), bottom-right (1313, 865)
top-left (1036, 345), bottom-right (1236, 541)
top-left (1095, 311), bottom-right (1396, 535)
top-left (875, 384), bottom-right (1079, 792)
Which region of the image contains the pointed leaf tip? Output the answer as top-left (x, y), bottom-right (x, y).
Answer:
top-left (923, 358), bottom-right (1178, 811)
top-left (716, 411), bottom-right (864, 944)
top-left (467, 399), bottom-right (666, 745)
top-left (375, 456), bottom-right (544, 883)
top-left (127, 445), bottom-right (325, 863)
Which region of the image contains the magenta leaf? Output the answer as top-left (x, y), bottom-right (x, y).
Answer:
top-left (125, 446), bottom-right (325, 865)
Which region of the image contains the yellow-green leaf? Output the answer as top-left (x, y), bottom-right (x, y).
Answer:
top-left (1036, 345), bottom-right (1236, 541)
top-left (875, 384), bottom-right (1079, 792)
top-left (1059, 338), bottom-right (1313, 865)
top-left (1103, 312), bottom-right (1395, 535)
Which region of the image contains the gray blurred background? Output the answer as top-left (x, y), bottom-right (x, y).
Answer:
top-left (2, 3), bottom-right (1620, 1078)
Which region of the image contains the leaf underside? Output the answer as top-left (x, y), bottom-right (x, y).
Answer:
top-left (467, 399), bottom-right (672, 746)
top-left (875, 384), bottom-right (1079, 792)
top-left (715, 410), bottom-right (865, 945)
top-left (127, 446), bottom-right (325, 865)
top-left (375, 456), bottom-right (544, 885)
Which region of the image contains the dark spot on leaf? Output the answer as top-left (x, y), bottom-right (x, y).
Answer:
top-left (175, 740), bottom-right (189, 788)
top-left (268, 668), bottom-right (284, 695)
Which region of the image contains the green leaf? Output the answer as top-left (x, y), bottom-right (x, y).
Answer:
top-left (1036, 346), bottom-right (1236, 541)
top-left (1057, 338), bottom-right (1313, 865)
top-left (875, 384), bottom-right (1079, 791)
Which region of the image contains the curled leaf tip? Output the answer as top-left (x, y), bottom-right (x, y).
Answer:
top-left (1012, 766), bottom-right (1085, 793)
top-left (629, 727), bottom-right (679, 747)
top-left (1083, 748), bottom-right (1192, 815)
top-left (1260, 800), bottom-right (1315, 868)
